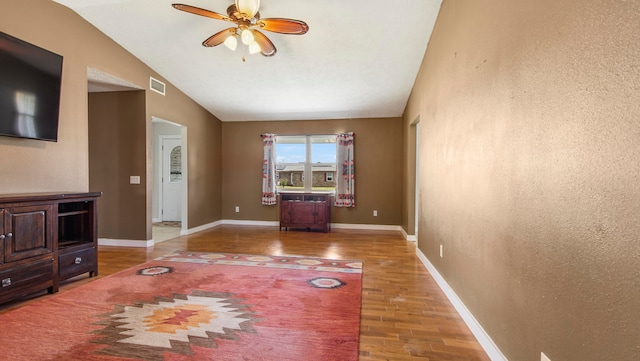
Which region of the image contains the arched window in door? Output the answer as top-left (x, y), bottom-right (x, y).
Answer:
top-left (170, 146), bottom-right (182, 182)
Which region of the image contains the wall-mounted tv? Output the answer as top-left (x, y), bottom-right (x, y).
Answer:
top-left (0, 31), bottom-right (63, 142)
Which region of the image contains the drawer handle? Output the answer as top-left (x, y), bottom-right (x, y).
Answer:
top-left (0, 235), bottom-right (4, 240)
top-left (6, 233), bottom-right (11, 238)
top-left (2, 278), bottom-right (11, 288)
top-left (74, 257), bottom-right (82, 264)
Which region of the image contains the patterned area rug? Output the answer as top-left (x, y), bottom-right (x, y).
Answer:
top-left (0, 252), bottom-right (362, 360)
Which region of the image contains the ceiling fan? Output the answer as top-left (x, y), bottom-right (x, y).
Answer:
top-left (172, 0), bottom-right (309, 57)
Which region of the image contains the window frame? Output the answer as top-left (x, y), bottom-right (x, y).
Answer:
top-left (276, 134), bottom-right (336, 193)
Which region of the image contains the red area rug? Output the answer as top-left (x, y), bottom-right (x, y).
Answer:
top-left (0, 252), bottom-right (362, 360)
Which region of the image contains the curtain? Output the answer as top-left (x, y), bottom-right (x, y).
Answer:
top-left (335, 132), bottom-right (355, 207)
top-left (261, 134), bottom-right (277, 205)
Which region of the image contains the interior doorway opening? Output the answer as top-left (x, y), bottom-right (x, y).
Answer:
top-left (152, 117), bottom-right (188, 243)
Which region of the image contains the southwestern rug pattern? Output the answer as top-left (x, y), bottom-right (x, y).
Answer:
top-left (0, 252), bottom-right (362, 361)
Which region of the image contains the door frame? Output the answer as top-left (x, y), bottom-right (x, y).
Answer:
top-left (152, 117), bottom-right (188, 234)
top-left (414, 119), bottom-right (421, 246)
top-left (408, 115), bottom-right (420, 244)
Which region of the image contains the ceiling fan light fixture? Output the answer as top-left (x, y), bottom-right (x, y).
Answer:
top-left (248, 41), bottom-right (261, 54)
top-left (173, 1), bottom-right (307, 58)
top-left (223, 35), bottom-right (238, 50)
top-left (236, 0), bottom-right (260, 18)
top-left (241, 28), bottom-right (254, 45)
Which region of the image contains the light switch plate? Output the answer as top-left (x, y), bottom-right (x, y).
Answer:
top-left (130, 176), bottom-right (141, 184)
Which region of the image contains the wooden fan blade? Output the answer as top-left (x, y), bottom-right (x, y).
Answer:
top-left (252, 30), bottom-right (277, 57)
top-left (259, 18), bottom-right (309, 35)
top-left (203, 28), bottom-right (236, 47)
top-left (172, 4), bottom-right (231, 21)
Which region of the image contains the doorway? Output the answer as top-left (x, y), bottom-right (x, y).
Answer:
top-left (152, 118), bottom-right (187, 242)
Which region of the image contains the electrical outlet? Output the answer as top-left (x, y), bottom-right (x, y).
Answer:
top-left (541, 352), bottom-right (551, 361)
top-left (235, 206), bottom-right (240, 213)
top-left (129, 176), bottom-right (140, 184)
top-left (440, 244), bottom-right (443, 258)
top-left (373, 210), bottom-right (378, 217)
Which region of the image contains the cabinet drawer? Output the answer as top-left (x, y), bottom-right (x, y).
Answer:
top-left (0, 259), bottom-right (54, 303)
top-left (59, 247), bottom-right (96, 280)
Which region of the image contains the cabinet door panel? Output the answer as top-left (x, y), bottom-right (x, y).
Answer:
top-left (4, 205), bottom-right (53, 263)
top-left (290, 203), bottom-right (316, 224)
top-left (314, 203), bottom-right (327, 224)
top-left (280, 202), bottom-right (292, 224)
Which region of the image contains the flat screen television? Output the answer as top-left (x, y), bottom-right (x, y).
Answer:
top-left (0, 31), bottom-right (63, 142)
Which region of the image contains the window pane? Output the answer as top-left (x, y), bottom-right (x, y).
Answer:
top-left (276, 137), bottom-right (306, 191)
top-left (311, 135), bottom-right (336, 191)
top-left (170, 146), bottom-right (182, 183)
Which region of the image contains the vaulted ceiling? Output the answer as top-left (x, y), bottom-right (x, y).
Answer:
top-left (53, 0), bottom-right (441, 122)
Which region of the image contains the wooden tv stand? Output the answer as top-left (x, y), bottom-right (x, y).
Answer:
top-left (279, 193), bottom-right (331, 232)
top-left (0, 192), bottom-right (101, 305)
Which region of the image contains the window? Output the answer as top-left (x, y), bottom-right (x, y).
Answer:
top-left (169, 146), bottom-right (182, 182)
top-left (276, 135), bottom-right (336, 192)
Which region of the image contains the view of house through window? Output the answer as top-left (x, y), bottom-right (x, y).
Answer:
top-left (276, 135), bottom-right (336, 192)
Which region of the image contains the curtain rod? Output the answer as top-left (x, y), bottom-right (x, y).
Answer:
top-left (260, 133), bottom-right (345, 137)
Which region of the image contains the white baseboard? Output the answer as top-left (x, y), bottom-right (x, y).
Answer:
top-left (400, 227), bottom-right (417, 242)
top-left (180, 220), bottom-right (406, 233)
top-left (415, 248), bottom-right (507, 361)
top-left (330, 223), bottom-right (403, 232)
top-left (222, 220), bottom-right (279, 227)
top-left (101, 221), bottom-right (408, 247)
top-left (218, 220), bottom-right (404, 232)
top-left (98, 238), bottom-right (154, 247)
top-left (180, 220), bottom-right (223, 235)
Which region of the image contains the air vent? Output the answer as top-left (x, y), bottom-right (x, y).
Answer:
top-left (149, 77), bottom-right (166, 95)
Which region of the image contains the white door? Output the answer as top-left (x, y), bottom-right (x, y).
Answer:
top-left (162, 138), bottom-right (182, 222)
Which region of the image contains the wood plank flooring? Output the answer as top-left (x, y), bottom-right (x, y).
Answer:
top-left (0, 225), bottom-right (490, 361)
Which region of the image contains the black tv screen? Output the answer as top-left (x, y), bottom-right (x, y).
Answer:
top-left (0, 31), bottom-right (63, 142)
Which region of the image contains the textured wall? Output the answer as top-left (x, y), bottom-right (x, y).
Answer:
top-left (2, 0), bottom-right (222, 237)
top-left (404, 0), bottom-right (640, 360)
top-left (0, 1), bottom-right (92, 192)
top-left (221, 118), bottom-right (403, 225)
top-left (89, 92), bottom-right (147, 240)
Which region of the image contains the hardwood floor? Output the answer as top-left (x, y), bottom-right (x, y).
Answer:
top-left (0, 225), bottom-right (490, 360)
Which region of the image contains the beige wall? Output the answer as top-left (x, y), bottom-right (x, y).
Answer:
top-left (0, 1), bottom-right (92, 193)
top-left (404, 0), bottom-right (640, 360)
top-left (222, 118), bottom-right (403, 225)
top-left (89, 92), bottom-right (147, 240)
top-left (1, 0), bottom-right (222, 240)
